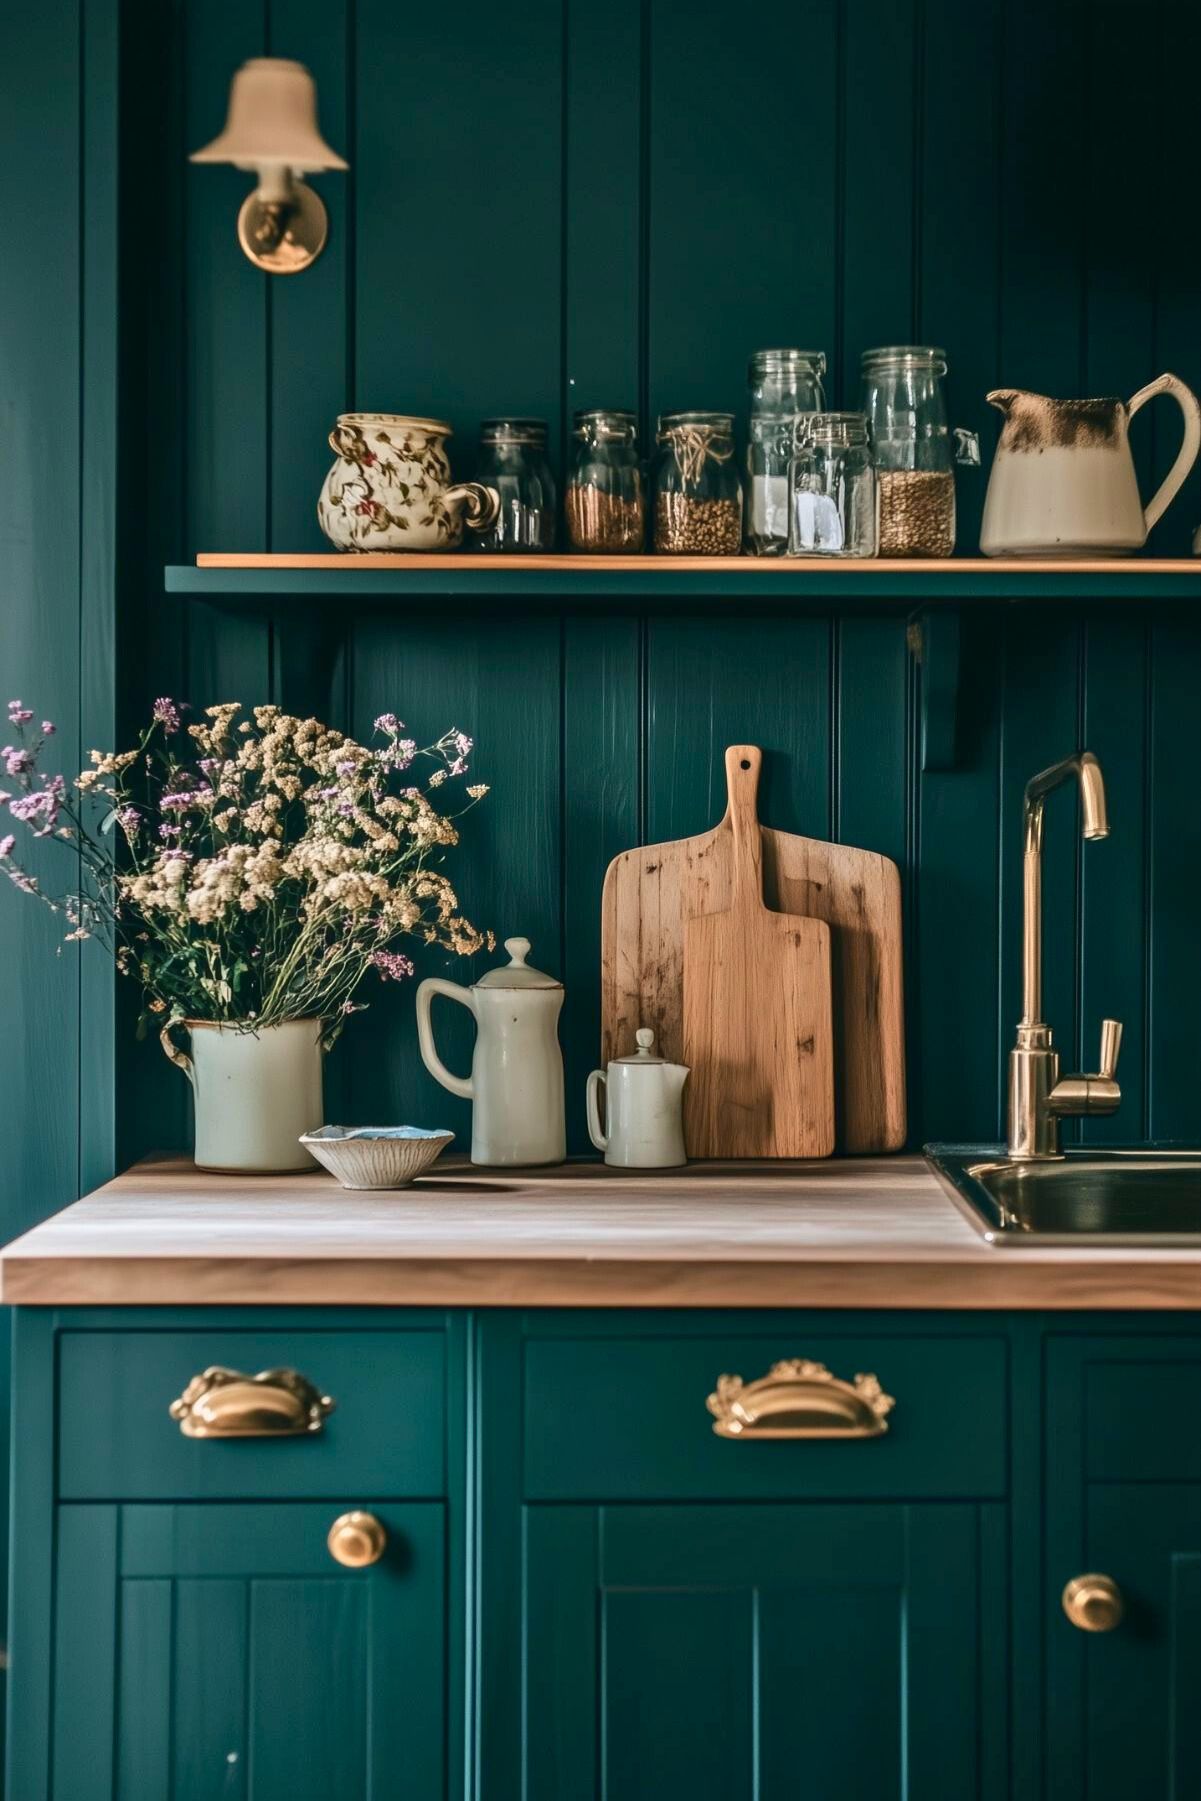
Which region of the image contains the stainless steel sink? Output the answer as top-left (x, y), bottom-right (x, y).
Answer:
top-left (927, 1144), bottom-right (1201, 1244)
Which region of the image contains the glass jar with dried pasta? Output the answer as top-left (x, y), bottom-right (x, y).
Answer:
top-left (565, 409), bottom-right (645, 552)
top-left (653, 411), bottom-right (742, 555)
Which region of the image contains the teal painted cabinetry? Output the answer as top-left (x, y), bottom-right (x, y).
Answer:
top-left (8, 1308), bottom-right (1201, 1799)
top-left (53, 1503), bottom-right (444, 1801)
top-left (525, 1501), bottom-right (1004, 1801)
top-left (1046, 1337), bottom-right (1201, 1801)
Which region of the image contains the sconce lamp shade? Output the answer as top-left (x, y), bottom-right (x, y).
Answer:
top-left (190, 58), bottom-right (347, 174)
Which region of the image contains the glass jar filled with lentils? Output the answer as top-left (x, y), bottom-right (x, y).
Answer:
top-left (653, 411), bottom-right (742, 555)
top-left (859, 347), bottom-right (977, 557)
top-left (471, 417), bottom-right (557, 552)
top-left (565, 409), bottom-right (645, 551)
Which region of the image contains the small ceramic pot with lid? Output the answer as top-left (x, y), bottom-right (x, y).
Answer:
top-left (416, 936), bottom-right (565, 1166)
top-left (587, 1028), bottom-right (689, 1170)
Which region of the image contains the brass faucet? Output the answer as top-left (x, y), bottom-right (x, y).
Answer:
top-left (1007, 752), bottom-right (1122, 1159)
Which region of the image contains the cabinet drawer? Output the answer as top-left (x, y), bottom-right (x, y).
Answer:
top-left (523, 1328), bottom-right (1006, 1500)
top-left (58, 1328), bottom-right (444, 1500)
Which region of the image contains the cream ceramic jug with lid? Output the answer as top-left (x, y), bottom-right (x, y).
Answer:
top-left (587, 1029), bottom-right (689, 1170)
top-left (979, 372), bottom-right (1201, 556)
top-left (416, 936), bottom-right (565, 1166)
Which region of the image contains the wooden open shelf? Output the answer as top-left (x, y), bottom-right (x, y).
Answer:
top-left (167, 554), bottom-right (1201, 603)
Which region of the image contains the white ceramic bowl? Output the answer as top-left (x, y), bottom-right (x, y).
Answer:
top-left (299, 1126), bottom-right (454, 1190)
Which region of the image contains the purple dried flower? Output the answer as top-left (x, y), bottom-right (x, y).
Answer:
top-left (3, 746), bottom-right (32, 776)
top-left (372, 948), bottom-right (415, 982)
top-left (373, 713), bottom-right (401, 735)
top-left (7, 701), bottom-right (33, 725)
top-left (152, 697), bottom-right (181, 733)
top-left (117, 805), bottom-right (140, 837)
top-left (0, 833), bottom-right (14, 857)
top-left (336, 758), bottom-right (357, 778)
top-left (41, 721), bottom-right (55, 736)
top-left (9, 774), bottom-right (65, 837)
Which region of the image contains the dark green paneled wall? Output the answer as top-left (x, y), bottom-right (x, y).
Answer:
top-left (122, 0), bottom-right (1201, 1158)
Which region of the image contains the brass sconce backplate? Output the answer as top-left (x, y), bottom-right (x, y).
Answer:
top-left (237, 183), bottom-right (329, 274)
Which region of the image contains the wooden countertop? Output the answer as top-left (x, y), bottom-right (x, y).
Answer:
top-left (2, 1155), bottom-right (1200, 1308)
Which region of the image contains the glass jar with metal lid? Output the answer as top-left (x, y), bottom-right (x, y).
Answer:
top-left (653, 410), bottom-right (742, 555)
top-left (788, 412), bottom-right (878, 557)
top-left (859, 346), bottom-right (978, 557)
top-left (565, 409), bottom-right (645, 552)
top-left (746, 349), bottom-right (827, 555)
top-left (471, 417), bottom-right (557, 552)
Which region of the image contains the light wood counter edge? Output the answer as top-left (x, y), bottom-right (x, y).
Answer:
top-left (4, 1253), bottom-right (1201, 1310)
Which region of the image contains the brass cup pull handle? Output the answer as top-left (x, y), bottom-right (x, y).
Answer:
top-left (1062, 1573), bottom-right (1124, 1633)
top-left (169, 1366), bottom-right (334, 1439)
top-left (327, 1511), bottom-right (387, 1569)
top-left (707, 1359), bottom-right (896, 1440)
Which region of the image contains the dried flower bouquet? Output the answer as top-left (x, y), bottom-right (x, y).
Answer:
top-left (0, 698), bottom-right (492, 1040)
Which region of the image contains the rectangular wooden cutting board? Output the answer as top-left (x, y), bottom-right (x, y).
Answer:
top-left (601, 743), bottom-right (906, 1154)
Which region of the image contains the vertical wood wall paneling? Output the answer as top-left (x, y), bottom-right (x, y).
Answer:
top-left (912, 2), bottom-right (1004, 1139)
top-left (838, 0), bottom-right (918, 405)
top-left (644, 615), bottom-right (832, 847)
top-left (562, 617), bottom-right (640, 1151)
top-left (560, 0), bottom-right (642, 1147)
top-left (183, 3), bottom-right (272, 705)
top-left (1147, 617), bottom-right (1201, 1140)
top-left (1146, 0), bottom-right (1201, 555)
top-left (919, 0), bottom-right (1001, 557)
top-left (266, 0), bottom-right (352, 756)
top-left (645, 0), bottom-right (839, 426)
top-left (353, 0), bottom-right (564, 459)
top-left (1079, 616), bottom-right (1150, 1142)
top-left (347, 0), bottom-right (564, 1141)
top-left (346, 614), bottom-right (562, 1143)
top-left (0, 0), bottom-right (86, 1741)
top-left (1082, 1), bottom-right (1159, 536)
top-left (80, 0), bottom-right (121, 1194)
top-left (121, 0), bottom-right (1201, 1160)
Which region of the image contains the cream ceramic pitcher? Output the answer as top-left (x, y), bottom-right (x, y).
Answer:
top-left (416, 937), bottom-right (566, 1166)
top-left (980, 373), bottom-right (1201, 556)
top-left (587, 1029), bottom-right (689, 1169)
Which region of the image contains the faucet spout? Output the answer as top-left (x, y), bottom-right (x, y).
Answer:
top-left (1021, 752), bottom-right (1107, 1027)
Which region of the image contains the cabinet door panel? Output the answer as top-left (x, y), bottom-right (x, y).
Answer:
top-left (53, 1502), bottom-right (444, 1801)
top-left (525, 1501), bottom-right (1003, 1801)
top-left (1047, 1337), bottom-right (1201, 1801)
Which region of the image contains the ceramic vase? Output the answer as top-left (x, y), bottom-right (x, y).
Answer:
top-left (160, 1018), bottom-right (324, 1173)
top-left (317, 412), bottom-right (499, 551)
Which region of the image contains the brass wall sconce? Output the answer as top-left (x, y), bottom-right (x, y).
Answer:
top-left (190, 57), bottom-right (347, 274)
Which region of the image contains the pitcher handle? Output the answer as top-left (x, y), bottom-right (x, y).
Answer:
top-left (444, 482), bottom-right (500, 534)
top-left (415, 977), bottom-right (475, 1101)
top-left (586, 1069), bottom-right (609, 1153)
top-left (1127, 372), bottom-right (1201, 534)
top-left (159, 1022), bottom-right (195, 1088)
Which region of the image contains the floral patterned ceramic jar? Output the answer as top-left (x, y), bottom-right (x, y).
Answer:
top-left (318, 412), bottom-right (499, 551)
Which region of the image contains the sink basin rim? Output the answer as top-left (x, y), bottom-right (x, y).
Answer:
top-left (926, 1142), bottom-right (1201, 1246)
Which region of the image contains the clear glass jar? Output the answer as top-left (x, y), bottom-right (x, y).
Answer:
top-left (859, 346), bottom-right (978, 558)
top-left (653, 411), bottom-right (742, 555)
top-left (788, 412), bottom-right (878, 557)
top-left (565, 409), bottom-right (645, 552)
top-left (745, 349), bottom-right (826, 555)
top-left (472, 418), bottom-right (557, 552)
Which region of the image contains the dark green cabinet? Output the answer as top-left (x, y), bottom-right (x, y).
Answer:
top-left (524, 1500), bottom-right (1005, 1801)
top-left (51, 1501), bottom-right (444, 1801)
top-left (10, 1309), bottom-right (1201, 1799)
top-left (1046, 1337), bottom-right (1201, 1801)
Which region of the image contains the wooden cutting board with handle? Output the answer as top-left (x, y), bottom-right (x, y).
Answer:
top-left (682, 748), bottom-right (834, 1158)
top-left (601, 742), bottom-right (905, 1153)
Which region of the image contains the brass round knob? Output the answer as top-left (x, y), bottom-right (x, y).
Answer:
top-left (1062, 1572), bottom-right (1123, 1633)
top-left (327, 1510), bottom-right (387, 1569)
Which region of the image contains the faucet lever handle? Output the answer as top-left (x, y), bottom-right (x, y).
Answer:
top-left (1098, 1018), bottom-right (1123, 1081)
